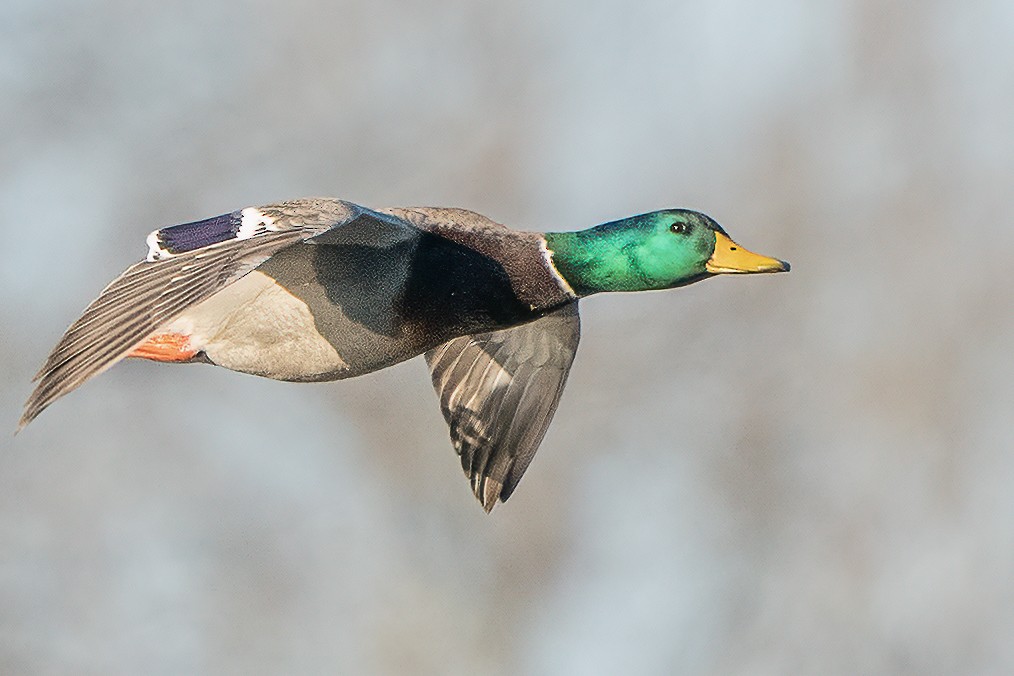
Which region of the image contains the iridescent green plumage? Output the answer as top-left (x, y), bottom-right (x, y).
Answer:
top-left (545, 210), bottom-right (727, 295)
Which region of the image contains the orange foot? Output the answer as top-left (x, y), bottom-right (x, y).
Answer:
top-left (129, 333), bottom-right (199, 362)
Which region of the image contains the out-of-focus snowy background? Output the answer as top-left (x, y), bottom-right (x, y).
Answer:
top-left (2, 1), bottom-right (1012, 673)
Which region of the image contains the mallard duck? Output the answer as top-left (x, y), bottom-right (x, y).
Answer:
top-left (21, 198), bottom-right (788, 511)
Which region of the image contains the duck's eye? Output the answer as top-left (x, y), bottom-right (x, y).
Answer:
top-left (670, 222), bottom-right (690, 235)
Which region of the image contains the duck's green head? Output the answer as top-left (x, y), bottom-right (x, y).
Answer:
top-left (544, 210), bottom-right (789, 296)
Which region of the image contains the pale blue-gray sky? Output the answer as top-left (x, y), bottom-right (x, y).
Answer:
top-left (2, 1), bottom-right (1012, 673)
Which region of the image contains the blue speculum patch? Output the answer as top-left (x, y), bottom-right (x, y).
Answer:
top-left (157, 211), bottom-right (241, 253)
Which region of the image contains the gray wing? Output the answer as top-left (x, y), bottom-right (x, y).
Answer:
top-left (20, 198), bottom-right (390, 429)
top-left (425, 302), bottom-right (580, 512)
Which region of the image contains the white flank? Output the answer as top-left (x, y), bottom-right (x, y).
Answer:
top-left (539, 237), bottom-right (577, 298)
top-left (164, 271), bottom-right (349, 380)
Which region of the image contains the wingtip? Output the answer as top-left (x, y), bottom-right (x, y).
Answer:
top-left (15, 413), bottom-right (32, 436)
top-left (16, 403), bottom-right (41, 434)
top-left (480, 479), bottom-right (504, 514)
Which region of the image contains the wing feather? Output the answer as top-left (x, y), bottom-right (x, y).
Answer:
top-left (424, 302), bottom-right (581, 511)
top-left (20, 198), bottom-right (377, 429)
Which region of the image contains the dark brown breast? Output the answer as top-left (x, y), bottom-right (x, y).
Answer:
top-left (380, 207), bottom-right (574, 313)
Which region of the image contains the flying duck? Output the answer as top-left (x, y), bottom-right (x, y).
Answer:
top-left (21, 198), bottom-right (789, 511)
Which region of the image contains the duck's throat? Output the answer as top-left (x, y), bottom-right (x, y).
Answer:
top-left (543, 230), bottom-right (645, 296)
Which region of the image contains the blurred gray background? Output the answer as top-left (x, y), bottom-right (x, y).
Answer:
top-left (2, 1), bottom-right (1012, 674)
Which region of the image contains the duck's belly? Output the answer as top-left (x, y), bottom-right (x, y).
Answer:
top-left (153, 270), bottom-right (432, 382)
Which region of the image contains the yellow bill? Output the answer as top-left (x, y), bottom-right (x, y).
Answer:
top-left (706, 231), bottom-right (790, 274)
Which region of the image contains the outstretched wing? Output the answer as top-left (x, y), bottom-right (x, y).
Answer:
top-left (20, 198), bottom-right (384, 429)
top-left (425, 302), bottom-right (580, 512)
